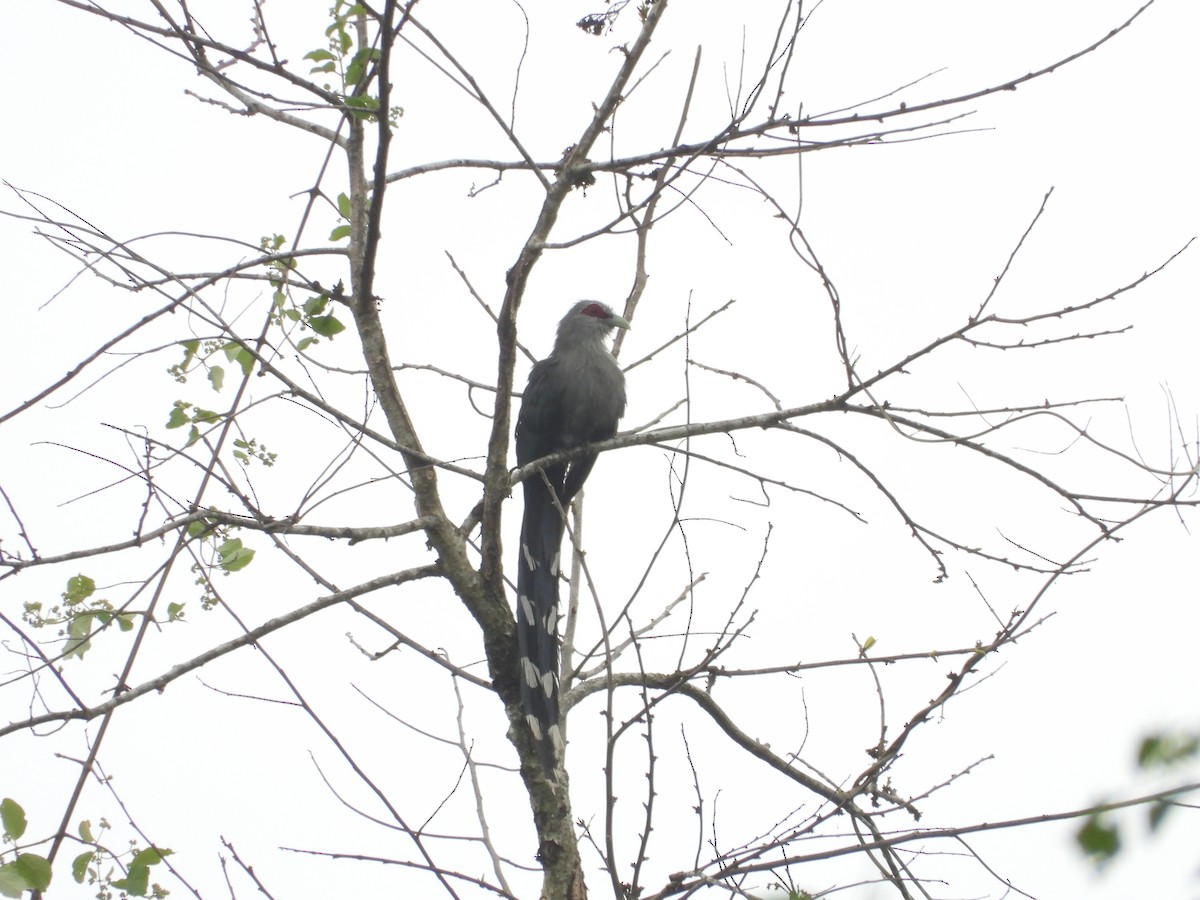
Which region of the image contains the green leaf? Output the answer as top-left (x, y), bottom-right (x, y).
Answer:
top-left (1137, 735), bottom-right (1161, 767)
top-left (113, 863), bottom-right (148, 896)
top-left (71, 851), bottom-right (93, 884)
top-left (1148, 798), bottom-right (1172, 832)
top-left (1137, 732), bottom-right (1200, 769)
top-left (117, 614), bottom-right (135, 632)
top-left (1076, 815), bottom-right (1120, 865)
top-left (64, 574), bottom-right (96, 604)
top-left (329, 224), bottom-right (351, 241)
top-left (186, 425), bottom-right (200, 447)
top-left (303, 295), bottom-right (328, 316)
top-left (236, 347), bottom-right (255, 375)
top-left (193, 407), bottom-right (221, 425)
top-left (297, 336), bottom-right (316, 352)
top-left (336, 192), bottom-right (352, 218)
top-left (186, 519), bottom-right (210, 539)
top-left (178, 339), bottom-right (200, 369)
top-left (220, 547), bottom-right (255, 572)
top-left (1, 798), bottom-right (27, 840)
top-left (0, 863), bottom-right (25, 898)
top-left (309, 315), bottom-right (346, 338)
top-left (130, 847), bottom-right (171, 869)
top-left (78, 818), bottom-right (94, 843)
top-left (304, 48), bottom-right (335, 62)
top-left (166, 403), bottom-right (190, 429)
top-left (167, 602), bottom-right (185, 622)
top-left (65, 613), bottom-right (95, 660)
top-left (208, 365), bottom-right (225, 392)
top-left (217, 538), bottom-right (255, 573)
top-left (223, 342), bottom-right (255, 376)
top-left (344, 93), bottom-right (380, 111)
top-left (13, 855), bottom-right (51, 891)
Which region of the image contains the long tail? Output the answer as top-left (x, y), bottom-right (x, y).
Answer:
top-left (516, 476), bottom-right (566, 776)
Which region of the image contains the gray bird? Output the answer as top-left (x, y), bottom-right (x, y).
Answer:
top-left (515, 300), bottom-right (630, 776)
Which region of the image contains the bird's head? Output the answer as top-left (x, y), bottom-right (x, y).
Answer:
top-left (555, 301), bottom-right (631, 348)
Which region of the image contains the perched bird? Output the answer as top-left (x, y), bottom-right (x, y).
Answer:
top-left (515, 300), bottom-right (630, 775)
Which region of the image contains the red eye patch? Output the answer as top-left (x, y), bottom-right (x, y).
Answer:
top-left (580, 302), bottom-right (609, 319)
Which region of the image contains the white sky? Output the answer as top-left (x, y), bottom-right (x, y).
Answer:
top-left (2, 1), bottom-right (1198, 898)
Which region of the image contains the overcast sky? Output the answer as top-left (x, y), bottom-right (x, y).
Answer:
top-left (2, 2), bottom-right (1198, 898)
